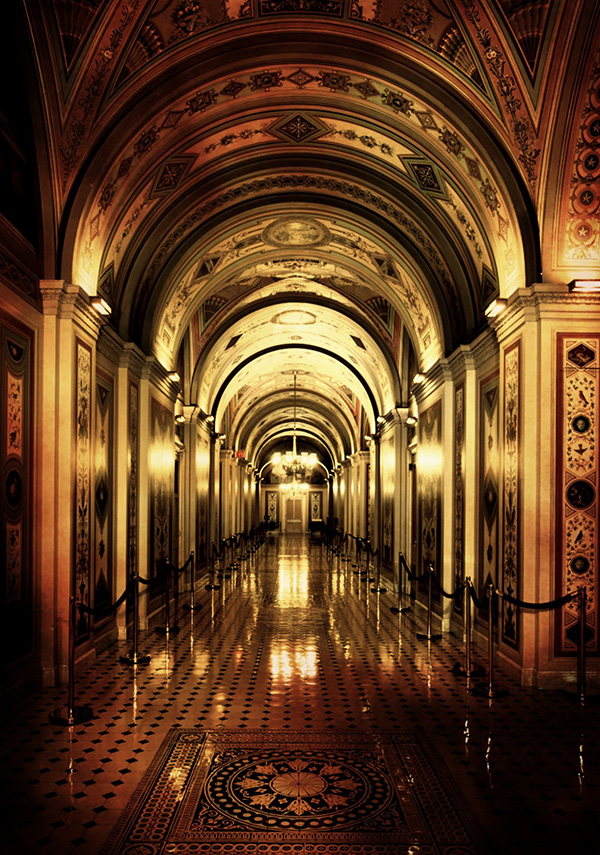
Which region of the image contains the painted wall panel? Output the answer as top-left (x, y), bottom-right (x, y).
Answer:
top-left (556, 334), bottom-right (599, 656)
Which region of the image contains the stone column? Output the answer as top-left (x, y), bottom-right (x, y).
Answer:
top-left (39, 281), bottom-right (102, 684)
top-left (181, 406), bottom-right (201, 562)
top-left (492, 284), bottom-right (600, 688)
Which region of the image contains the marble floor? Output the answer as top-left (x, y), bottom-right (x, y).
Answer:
top-left (1, 535), bottom-right (597, 854)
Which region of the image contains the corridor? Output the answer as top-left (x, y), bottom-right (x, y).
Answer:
top-left (1, 536), bottom-right (597, 854)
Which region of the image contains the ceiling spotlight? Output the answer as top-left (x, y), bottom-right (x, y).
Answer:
top-left (568, 279), bottom-right (600, 293)
top-left (90, 296), bottom-right (111, 316)
top-left (484, 298), bottom-right (508, 318)
top-left (168, 371), bottom-right (181, 383)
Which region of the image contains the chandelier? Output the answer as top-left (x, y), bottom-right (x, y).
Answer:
top-left (272, 373), bottom-right (317, 484)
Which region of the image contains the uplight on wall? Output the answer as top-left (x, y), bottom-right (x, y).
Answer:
top-left (484, 298), bottom-right (508, 318)
top-left (568, 279), bottom-right (600, 293)
top-left (90, 296), bottom-right (111, 316)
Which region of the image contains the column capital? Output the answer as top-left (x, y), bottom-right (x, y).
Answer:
top-left (182, 405), bottom-right (201, 423)
top-left (39, 280), bottom-right (104, 339)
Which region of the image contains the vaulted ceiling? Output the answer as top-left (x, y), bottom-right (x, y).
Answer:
top-left (9, 0), bottom-right (600, 469)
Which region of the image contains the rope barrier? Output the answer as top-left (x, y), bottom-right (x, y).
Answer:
top-left (467, 582), bottom-right (486, 611)
top-left (77, 579), bottom-right (132, 618)
top-left (495, 589), bottom-right (574, 610)
top-left (431, 572), bottom-right (466, 601)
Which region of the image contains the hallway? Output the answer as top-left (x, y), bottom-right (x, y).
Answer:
top-left (2, 536), bottom-right (597, 854)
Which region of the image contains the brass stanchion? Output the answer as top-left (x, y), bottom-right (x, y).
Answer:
top-left (473, 582), bottom-right (508, 699)
top-left (121, 574), bottom-right (151, 666)
top-left (182, 551), bottom-right (199, 613)
top-left (578, 585), bottom-right (587, 707)
top-left (49, 595), bottom-right (93, 726)
top-left (371, 543), bottom-right (386, 592)
top-left (391, 552), bottom-right (410, 614)
top-left (156, 562), bottom-right (179, 635)
top-left (416, 563), bottom-right (442, 642)
top-left (452, 579), bottom-right (483, 677)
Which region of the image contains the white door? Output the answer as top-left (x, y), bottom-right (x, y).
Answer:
top-left (284, 497), bottom-right (304, 533)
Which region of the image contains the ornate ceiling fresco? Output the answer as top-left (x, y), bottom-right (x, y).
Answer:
top-left (17, 0), bottom-right (600, 468)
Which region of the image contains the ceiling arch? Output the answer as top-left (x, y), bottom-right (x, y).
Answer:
top-left (29, 2), bottom-right (589, 480)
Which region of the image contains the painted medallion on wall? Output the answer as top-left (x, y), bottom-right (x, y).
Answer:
top-left (556, 335), bottom-right (598, 656)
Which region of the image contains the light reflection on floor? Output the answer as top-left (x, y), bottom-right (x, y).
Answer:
top-left (0, 533), bottom-right (597, 854)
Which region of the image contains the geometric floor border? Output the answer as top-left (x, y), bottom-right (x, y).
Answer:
top-left (101, 728), bottom-right (490, 854)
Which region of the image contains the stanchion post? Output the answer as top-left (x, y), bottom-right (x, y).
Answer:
top-left (451, 579), bottom-right (483, 678)
top-left (49, 595), bottom-right (93, 725)
top-left (391, 552), bottom-right (410, 614)
top-left (121, 575), bottom-right (151, 666)
top-left (416, 563), bottom-right (442, 641)
top-left (190, 551), bottom-right (195, 611)
top-left (465, 580), bottom-right (472, 676)
top-left (156, 562), bottom-right (171, 635)
top-left (578, 585), bottom-right (587, 706)
top-left (173, 566), bottom-right (180, 631)
top-left (473, 583), bottom-right (508, 698)
top-left (487, 582), bottom-right (494, 698)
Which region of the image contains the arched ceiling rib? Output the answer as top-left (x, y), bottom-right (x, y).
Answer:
top-left (32, 2), bottom-right (600, 475)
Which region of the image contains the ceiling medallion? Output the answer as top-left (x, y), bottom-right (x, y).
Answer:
top-left (262, 216), bottom-right (331, 247)
top-left (271, 310), bottom-right (317, 325)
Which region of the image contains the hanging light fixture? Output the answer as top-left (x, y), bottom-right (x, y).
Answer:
top-left (272, 373), bottom-right (317, 480)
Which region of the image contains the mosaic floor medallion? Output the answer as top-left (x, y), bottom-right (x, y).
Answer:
top-left (101, 729), bottom-right (488, 854)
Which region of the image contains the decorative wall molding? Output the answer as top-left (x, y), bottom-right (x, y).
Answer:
top-left (0, 248), bottom-right (39, 308)
top-left (1, 313), bottom-right (33, 667)
top-left (418, 398), bottom-right (442, 589)
top-left (501, 340), bottom-right (520, 649)
top-left (127, 379), bottom-right (139, 582)
top-left (453, 382), bottom-right (465, 615)
top-left (478, 371), bottom-right (499, 616)
top-left (555, 333), bottom-right (598, 656)
top-left (150, 397), bottom-right (173, 577)
top-left (75, 338), bottom-right (92, 642)
top-left (94, 371), bottom-right (114, 616)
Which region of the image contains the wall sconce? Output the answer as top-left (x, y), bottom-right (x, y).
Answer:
top-left (376, 416), bottom-right (385, 424)
top-left (175, 414), bottom-right (185, 424)
top-left (168, 371), bottom-right (181, 383)
top-left (206, 414), bottom-right (215, 422)
top-left (406, 415), bottom-right (417, 426)
top-left (90, 296), bottom-right (111, 316)
top-left (484, 298), bottom-right (507, 318)
top-left (568, 279), bottom-right (600, 293)
top-left (412, 373), bottom-right (425, 385)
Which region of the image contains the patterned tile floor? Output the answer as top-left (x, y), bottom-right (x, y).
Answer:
top-left (1, 535), bottom-right (598, 854)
